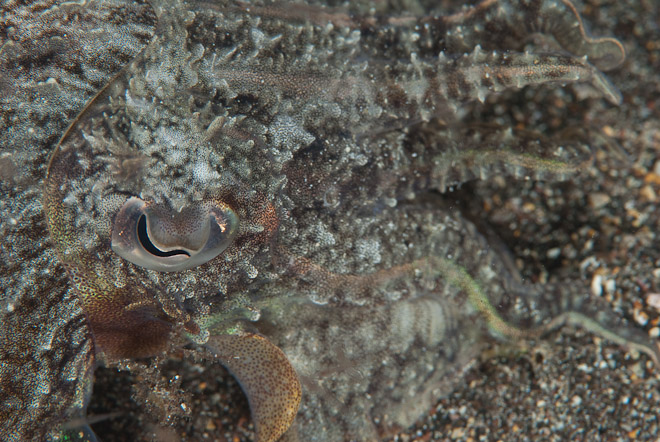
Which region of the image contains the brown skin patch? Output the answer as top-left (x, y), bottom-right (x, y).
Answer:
top-left (87, 292), bottom-right (174, 359)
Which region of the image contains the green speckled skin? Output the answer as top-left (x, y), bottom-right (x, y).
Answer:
top-left (2, 0), bottom-right (659, 441)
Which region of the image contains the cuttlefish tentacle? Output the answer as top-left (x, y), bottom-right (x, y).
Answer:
top-left (519, 281), bottom-right (660, 366)
top-left (282, 251), bottom-right (660, 367)
top-left (385, 125), bottom-right (593, 195)
top-left (440, 0), bottom-right (626, 71)
top-left (220, 0), bottom-right (625, 121)
top-left (206, 333), bottom-right (302, 442)
top-left (233, 0), bottom-right (626, 72)
top-left (214, 49), bottom-right (622, 126)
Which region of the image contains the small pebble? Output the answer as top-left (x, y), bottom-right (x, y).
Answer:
top-left (604, 279), bottom-right (616, 294)
top-left (591, 274), bottom-right (603, 296)
top-left (588, 192), bottom-right (611, 209)
top-left (653, 160), bottom-right (660, 176)
top-left (634, 309), bottom-right (649, 326)
top-left (639, 185), bottom-right (656, 202)
top-left (646, 293), bottom-right (660, 311)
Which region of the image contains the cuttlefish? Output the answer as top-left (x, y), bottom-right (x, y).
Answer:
top-left (19, 0), bottom-right (659, 440)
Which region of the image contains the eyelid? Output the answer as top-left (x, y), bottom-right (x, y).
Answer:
top-left (111, 197), bottom-right (238, 272)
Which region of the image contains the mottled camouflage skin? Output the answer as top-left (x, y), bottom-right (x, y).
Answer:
top-left (1, 0), bottom-right (658, 441)
top-left (1, 0), bottom-right (157, 439)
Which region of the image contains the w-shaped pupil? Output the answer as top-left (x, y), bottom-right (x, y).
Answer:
top-left (137, 215), bottom-right (191, 258)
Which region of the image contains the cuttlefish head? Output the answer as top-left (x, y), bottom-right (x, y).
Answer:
top-left (44, 88), bottom-right (300, 442)
top-left (47, 162), bottom-right (300, 442)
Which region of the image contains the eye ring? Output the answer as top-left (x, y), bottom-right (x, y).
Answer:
top-left (111, 197), bottom-right (238, 272)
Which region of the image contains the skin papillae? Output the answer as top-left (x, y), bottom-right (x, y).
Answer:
top-left (0, 0), bottom-right (658, 441)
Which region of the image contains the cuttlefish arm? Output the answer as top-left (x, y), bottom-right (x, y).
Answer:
top-left (206, 333), bottom-right (302, 442)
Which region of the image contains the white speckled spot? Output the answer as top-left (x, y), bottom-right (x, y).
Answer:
top-left (268, 115), bottom-right (315, 150)
top-left (355, 238), bottom-right (381, 265)
top-left (192, 161), bottom-right (219, 183)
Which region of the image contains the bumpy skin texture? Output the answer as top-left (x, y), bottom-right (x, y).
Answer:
top-left (2, 0), bottom-right (660, 441)
top-left (0, 0), bottom-right (157, 439)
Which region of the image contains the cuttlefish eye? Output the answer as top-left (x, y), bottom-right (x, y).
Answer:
top-left (111, 197), bottom-right (238, 272)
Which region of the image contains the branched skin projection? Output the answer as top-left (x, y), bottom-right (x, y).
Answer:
top-left (1, 0), bottom-right (659, 441)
